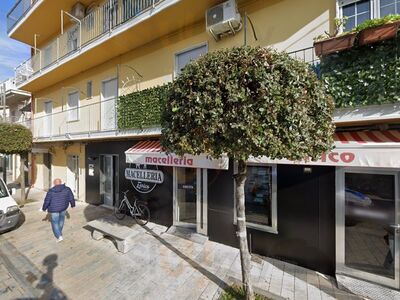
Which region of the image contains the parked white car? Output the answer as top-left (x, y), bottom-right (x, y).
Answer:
top-left (0, 178), bottom-right (20, 233)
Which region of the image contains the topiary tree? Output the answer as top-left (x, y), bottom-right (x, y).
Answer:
top-left (0, 123), bottom-right (33, 205)
top-left (161, 46), bottom-right (335, 299)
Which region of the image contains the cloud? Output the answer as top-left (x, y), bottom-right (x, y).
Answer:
top-left (0, 7), bottom-right (30, 82)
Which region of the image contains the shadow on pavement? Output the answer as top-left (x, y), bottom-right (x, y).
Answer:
top-left (36, 254), bottom-right (68, 300)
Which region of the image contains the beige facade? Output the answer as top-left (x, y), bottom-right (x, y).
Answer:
top-left (11, 0), bottom-right (336, 202)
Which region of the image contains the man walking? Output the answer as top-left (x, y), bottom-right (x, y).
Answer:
top-left (42, 178), bottom-right (75, 242)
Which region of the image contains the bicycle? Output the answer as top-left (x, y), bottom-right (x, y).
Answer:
top-left (114, 190), bottom-right (150, 225)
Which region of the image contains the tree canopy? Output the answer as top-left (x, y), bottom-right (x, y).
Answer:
top-left (0, 123), bottom-right (32, 154)
top-left (161, 46), bottom-right (335, 161)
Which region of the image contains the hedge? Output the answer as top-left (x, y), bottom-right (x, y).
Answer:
top-left (321, 36), bottom-right (400, 108)
top-left (0, 123), bottom-right (32, 154)
top-left (117, 83), bottom-right (171, 130)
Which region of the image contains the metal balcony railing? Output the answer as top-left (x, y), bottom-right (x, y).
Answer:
top-left (0, 115), bottom-right (32, 129)
top-left (287, 47), bottom-right (321, 77)
top-left (15, 0), bottom-right (163, 86)
top-left (7, 0), bottom-right (39, 33)
top-left (29, 96), bottom-right (159, 141)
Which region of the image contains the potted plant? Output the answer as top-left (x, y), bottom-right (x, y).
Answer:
top-left (357, 15), bottom-right (400, 46)
top-left (314, 18), bottom-right (356, 56)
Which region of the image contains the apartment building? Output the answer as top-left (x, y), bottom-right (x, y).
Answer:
top-left (7, 0), bottom-right (400, 295)
top-left (0, 77), bottom-right (31, 184)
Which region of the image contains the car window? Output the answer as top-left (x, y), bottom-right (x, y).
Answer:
top-left (0, 180), bottom-right (8, 198)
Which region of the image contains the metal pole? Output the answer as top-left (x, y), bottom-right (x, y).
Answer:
top-left (244, 12), bottom-right (247, 46)
top-left (2, 155), bottom-right (7, 184)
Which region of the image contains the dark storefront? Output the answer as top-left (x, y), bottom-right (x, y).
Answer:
top-left (86, 139), bottom-right (337, 275)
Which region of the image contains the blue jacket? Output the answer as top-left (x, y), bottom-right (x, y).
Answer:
top-left (42, 184), bottom-right (75, 213)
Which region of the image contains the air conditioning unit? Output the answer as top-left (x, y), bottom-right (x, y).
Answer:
top-left (206, 0), bottom-right (242, 40)
top-left (71, 2), bottom-right (86, 20)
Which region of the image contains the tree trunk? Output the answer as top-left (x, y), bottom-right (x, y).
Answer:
top-left (19, 154), bottom-right (26, 206)
top-left (234, 159), bottom-right (254, 300)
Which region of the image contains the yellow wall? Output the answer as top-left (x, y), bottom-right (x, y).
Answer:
top-left (31, 0), bottom-right (336, 202)
top-left (34, 143), bottom-right (86, 201)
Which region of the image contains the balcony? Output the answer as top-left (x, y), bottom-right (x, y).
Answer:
top-left (7, 0), bottom-right (39, 34)
top-left (14, 0), bottom-right (221, 92)
top-left (31, 96), bottom-right (160, 142)
top-left (288, 40), bottom-right (400, 126)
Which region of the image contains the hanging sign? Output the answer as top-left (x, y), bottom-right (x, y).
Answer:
top-left (125, 164), bottom-right (164, 194)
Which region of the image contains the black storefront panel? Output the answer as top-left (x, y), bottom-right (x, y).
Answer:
top-left (85, 140), bottom-right (173, 227)
top-left (207, 164), bottom-right (336, 275)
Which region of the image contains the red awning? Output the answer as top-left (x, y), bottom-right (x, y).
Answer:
top-left (126, 141), bottom-right (162, 154)
top-left (248, 130), bottom-right (400, 169)
top-left (335, 130), bottom-right (400, 145)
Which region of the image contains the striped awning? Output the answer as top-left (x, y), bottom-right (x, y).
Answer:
top-left (125, 141), bottom-right (229, 170)
top-left (335, 130), bottom-right (400, 145)
top-left (249, 130), bottom-right (400, 169)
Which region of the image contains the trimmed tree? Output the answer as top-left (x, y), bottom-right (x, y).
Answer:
top-left (0, 123), bottom-right (33, 205)
top-left (161, 46), bottom-right (335, 299)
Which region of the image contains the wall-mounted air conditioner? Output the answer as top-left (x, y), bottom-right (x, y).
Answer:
top-left (206, 0), bottom-right (242, 41)
top-left (71, 2), bottom-right (86, 20)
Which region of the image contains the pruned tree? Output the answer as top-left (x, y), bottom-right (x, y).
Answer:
top-left (0, 123), bottom-right (32, 205)
top-left (161, 46), bottom-right (335, 299)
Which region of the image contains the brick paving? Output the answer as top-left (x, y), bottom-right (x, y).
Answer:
top-left (0, 199), bottom-right (362, 300)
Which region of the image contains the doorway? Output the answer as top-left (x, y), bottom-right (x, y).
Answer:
top-left (336, 168), bottom-right (400, 289)
top-left (100, 155), bottom-right (119, 207)
top-left (67, 155), bottom-right (79, 199)
top-left (101, 78), bottom-right (118, 131)
top-left (43, 153), bottom-right (52, 191)
top-left (173, 168), bottom-right (207, 235)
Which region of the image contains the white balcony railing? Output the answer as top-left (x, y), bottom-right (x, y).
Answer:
top-left (0, 115), bottom-right (32, 129)
top-left (15, 0), bottom-right (162, 86)
top-left (30, 97), bottom-right (160, 141)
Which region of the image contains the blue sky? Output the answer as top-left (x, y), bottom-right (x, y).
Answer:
top-left (0, 1), bottom-right (30, 82)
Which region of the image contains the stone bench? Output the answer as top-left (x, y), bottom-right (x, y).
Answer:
top-left (87, 218), bottom-right (138, 253)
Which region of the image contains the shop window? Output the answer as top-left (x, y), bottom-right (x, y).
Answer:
top-left (175, 43), bottom-right (208, 76)
top-left (340, 0), bottom-right (371, 31)
top-left (234, 164), bottom-right (278, 233)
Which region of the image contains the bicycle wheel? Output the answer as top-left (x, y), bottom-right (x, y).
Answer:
top-left (134, 202), bottom-right (150, 226)
top-left (114, 201), bottom-right (127, 220)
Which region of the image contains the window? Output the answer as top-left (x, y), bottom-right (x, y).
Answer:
top-left (175, 44), bottom-right (208, 76)
top-left (340, 0), bottom-right (371, 31)
top-left (339, 0), bottom-right (400, 31)
top-left (234, 164), bottom-right (278, 233)
top-left (380, 0), bottom-right (400, 16)
top-left (67, 91), bottom-right (79, 122)
top-left (86, 81), bottom-right (93, 98)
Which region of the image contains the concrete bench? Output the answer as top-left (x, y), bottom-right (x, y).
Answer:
top-left (87, 218), bottom-right (138, 253)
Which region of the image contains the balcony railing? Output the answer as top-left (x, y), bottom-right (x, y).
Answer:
top-left (287, 47), bottom-right (320, 76)
top-left (15, 0), bottom-right (163, 86)
top-left (7, 0), bottom-right (38, 33)
top-left (30, 97), bottom-right (159, 141)
top-left (0, 115), bottom-right (32, 129)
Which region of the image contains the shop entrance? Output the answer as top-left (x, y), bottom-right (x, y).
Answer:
top-left (173, 168), bottom-right (207, 235)
top-left (100, 155), bottom-right (119, 207)
top-left (336, 168), bottom-right (400, 289)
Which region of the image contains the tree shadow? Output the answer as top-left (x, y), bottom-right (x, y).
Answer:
top-left (36, 254), bottom-right (68, 300)
top-left (142, 225), bottom-right (230, 291)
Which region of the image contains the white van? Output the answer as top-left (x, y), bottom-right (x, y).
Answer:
top-left (0, 178), bottom-right (20, 233)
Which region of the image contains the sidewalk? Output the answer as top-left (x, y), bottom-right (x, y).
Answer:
top-left (0, 197), bottom-right (361, 300)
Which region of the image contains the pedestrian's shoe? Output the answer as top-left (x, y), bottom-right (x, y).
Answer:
top-left (57, 236), bottom-right (64, 243)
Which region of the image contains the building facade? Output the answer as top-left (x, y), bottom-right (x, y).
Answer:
top-left (7, 0), bottom-right (400, 295)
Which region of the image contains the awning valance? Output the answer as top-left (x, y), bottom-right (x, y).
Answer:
top-left (125, 141), bottom-right (229, 170)
top-left (248, 130), bottom-right (400, 169)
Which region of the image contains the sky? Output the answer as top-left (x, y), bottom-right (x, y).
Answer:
top-left (0, 1), bottom-right (30, 82)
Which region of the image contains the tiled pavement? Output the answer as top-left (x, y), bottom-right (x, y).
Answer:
top-left (0, 199), bottom-right (362, 300)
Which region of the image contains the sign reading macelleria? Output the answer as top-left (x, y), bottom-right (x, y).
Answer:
top-left (125, 164), bottom-right (164, 193)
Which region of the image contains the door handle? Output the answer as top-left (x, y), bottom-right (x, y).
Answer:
top-left (390, 224), bottom-right (400, 229)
